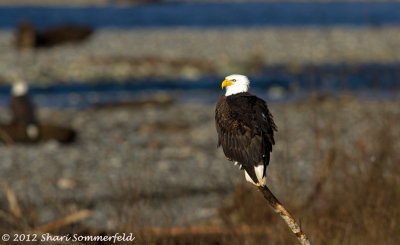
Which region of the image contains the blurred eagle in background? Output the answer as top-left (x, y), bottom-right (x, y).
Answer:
top-left (215, 74), bottom-right (277, 186)
top-left (10, 81), bottom-right (39, 140)
top-left (1, 80), bottom-right (77, 144)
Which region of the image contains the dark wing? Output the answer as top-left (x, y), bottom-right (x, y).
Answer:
top-left (10, 95), bottom-right (37, 125)
top-left (215, 93), bottom-right (277, 180)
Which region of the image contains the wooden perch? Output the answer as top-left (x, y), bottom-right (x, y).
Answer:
top-left (258, 185), bottom-right (311, 245)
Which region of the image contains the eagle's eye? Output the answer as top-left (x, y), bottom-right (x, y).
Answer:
top-left (231, 79), bottom-right (236, 82)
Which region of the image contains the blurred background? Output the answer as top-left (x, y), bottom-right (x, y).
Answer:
top-left (0, 0), bottom-right (399, 244)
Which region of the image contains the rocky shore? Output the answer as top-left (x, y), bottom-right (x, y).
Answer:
top-left (1, 26), bottom-right (400, 85)
top-left (0, 96), bottom-right (399, 234)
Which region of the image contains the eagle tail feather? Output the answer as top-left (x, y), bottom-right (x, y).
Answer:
top-left (244, 164), bottom-right (266, 186)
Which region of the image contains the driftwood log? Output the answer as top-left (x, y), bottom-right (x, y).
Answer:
top-left (15, 20), bottom-right (93, 49)
top-left (0, 124), bottom-right (76, 144)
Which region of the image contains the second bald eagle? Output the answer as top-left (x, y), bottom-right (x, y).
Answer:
top-left (10, 81), bottom-right (39, 140)
top-left (215, 74), bottom-right (277, 186)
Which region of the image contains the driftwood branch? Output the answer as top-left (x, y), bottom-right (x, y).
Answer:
top-left (35, 209), bottom-right (93, 233)
top-left (258, 185), bottom-right (311, 245)
top-left (0, 127), bottom-right (14, 146)
top-left (1, 181), bottom-right (22, 218)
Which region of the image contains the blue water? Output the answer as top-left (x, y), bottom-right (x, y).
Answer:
top-left (1, 2), bottom-right (400, 29)
top-left (0, 64), bottom-right (399, 108)
top-left (1, 3), bottom-right (400, 107)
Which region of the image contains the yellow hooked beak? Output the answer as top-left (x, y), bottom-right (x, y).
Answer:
top-left (221, 79), bottom-right (234, 89)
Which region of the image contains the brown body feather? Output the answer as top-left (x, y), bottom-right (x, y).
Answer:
top-left (10, 95), bottom-right (37, 126)
top-left (215, 92), bottom-right (277, 184)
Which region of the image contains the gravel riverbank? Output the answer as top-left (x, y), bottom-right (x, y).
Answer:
top-left (0, 96), bottom-right (399, 232)
top-left (1, 27), bottom-right (400, 85)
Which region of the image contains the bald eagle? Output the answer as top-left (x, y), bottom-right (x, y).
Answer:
top-left (215, 74), bottom-right (277, 186)
top-left (10, 81), bottom-right (39, 140)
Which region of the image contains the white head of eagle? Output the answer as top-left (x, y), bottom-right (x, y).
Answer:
top-left (222, 74), bottom-right (250, 96)
top-left (12, 81), bottom-right (28, 97)
top-left (215, 74), bottom-right (277, 186)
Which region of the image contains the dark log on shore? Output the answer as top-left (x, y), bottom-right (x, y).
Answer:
top-left (0, 124), bottom-right (76, 144)
top-left (15, 20), bottom-right (93, 49)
